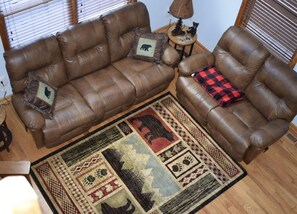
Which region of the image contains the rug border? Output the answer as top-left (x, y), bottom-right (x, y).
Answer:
top-left (30, 91), bottom-right (247, 214)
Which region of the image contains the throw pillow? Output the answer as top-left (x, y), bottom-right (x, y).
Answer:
top-left (128, 27), bottom-right (168, 64)
top-left (192, 66), bottom-right (244, 107)
top-left (24, 73), bottom-right (57, 119)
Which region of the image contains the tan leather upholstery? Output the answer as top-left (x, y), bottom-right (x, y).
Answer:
top-left (57, 19), bottom-right (110, 80)
top-left (4, 2), bottom-right (178, 148)
top-left (102, 2), bottom-right (151, 62)
top-left (176, 26), bottom-right (297, 163)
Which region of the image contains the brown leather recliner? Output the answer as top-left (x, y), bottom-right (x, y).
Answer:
top-left (176, 26), bottom-right (297, 163)
top-left (4, 2), bottom-right (179, 148)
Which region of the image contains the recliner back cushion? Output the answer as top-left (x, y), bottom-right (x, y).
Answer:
top-left (57, 19), bottom-right (110, 80)
top-left (102, 2), bottom-right (150, 62)
top-left (4, 36), bottom-right (67, 94)
top-left (245, 55), bottom-right (297, 121)
top-left (213, 26), bottom-right (269, 90)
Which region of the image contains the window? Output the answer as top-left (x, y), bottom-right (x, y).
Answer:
top-left (0, 0), bottom-right (134, 50)
top-left (236, 0), bottom-right (297, 67)
top-left (77, 0), bottom-right (127, 22)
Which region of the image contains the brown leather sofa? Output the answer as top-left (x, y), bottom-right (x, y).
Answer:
top-left (4, 2), bottom-right (179, 148)
top-left (177, 26), bottom-right (297, 163)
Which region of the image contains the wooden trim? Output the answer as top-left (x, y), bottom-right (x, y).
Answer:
top-left (290, 122), bottom-right (297, 132)
top-left (289, 123), bottom-right (297, 140)
top-left (289, 51), bottom-right (297, 68)
top-left (0, 15), bottom-right (10, 51)
top-left (0, 95), bottom-right (11, 105)
top-left (235, 0), bottom-right (248, 26)
top-left (70, 0), bottom-right (78, 24)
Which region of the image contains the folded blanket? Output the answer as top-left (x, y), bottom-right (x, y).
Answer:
top-left (192, 66), bottom-right (244, 107)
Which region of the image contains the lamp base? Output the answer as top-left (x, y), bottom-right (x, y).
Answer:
top-left (171, 18), bottom-right (185, 36)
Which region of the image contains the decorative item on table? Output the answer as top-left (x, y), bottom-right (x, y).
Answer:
top-left (169, 0), bottom-right (194, 36)
top-left (187, 21), bottom-right (199, 37)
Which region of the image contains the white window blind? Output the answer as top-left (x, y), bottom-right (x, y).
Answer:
top-left (239, 0), bottom-right (297, 64)
top-left (77, 0), bottom-right (127, 22)
top-left (0, 0), bottom-right (72, 48)
top-left (0, 0), bottom-right (131, 49)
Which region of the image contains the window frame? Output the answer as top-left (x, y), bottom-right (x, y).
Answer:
top-left (0, 0), bottom-right (137, 51)
top-left (235, 0), bottom-right (297, 68)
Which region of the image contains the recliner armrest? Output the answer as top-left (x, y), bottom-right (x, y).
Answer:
top-left (250, 119), bottom-right (289, 148)
top-left (12, 94), bottom-right (45, 130)
top-left (161, 45), bottom-right (179, 67)
top-left (178, 51), bottom-right (215, 76)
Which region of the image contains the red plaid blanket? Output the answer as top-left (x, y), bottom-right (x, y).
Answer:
top-left (192, 66), bottom-right (244, 107)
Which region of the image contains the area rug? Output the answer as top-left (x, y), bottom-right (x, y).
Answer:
top-left (31, 92), bottom-right (246, 214)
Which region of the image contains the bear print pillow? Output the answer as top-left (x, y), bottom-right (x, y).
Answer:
top-left (24, 72), bottom-right (57, 119)
top-left (129, 28), bottom-right (168, 64)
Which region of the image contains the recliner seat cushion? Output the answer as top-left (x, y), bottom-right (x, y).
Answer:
top-left (207, 100), bottom-right (268, 161)
top-left (112, 58), bottom-right (175, 102)
top-left (43, 83), bottom-right (96, 147)
top-left (71, 65), bottom-right (135, 119)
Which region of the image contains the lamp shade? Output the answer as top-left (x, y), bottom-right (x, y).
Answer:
top-left (169, 0), bottom-right (194, 19)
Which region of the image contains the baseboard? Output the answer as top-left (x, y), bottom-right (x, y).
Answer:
top-left (0, 95), bottom-right (11, 105)
top-left (288, 123), bottom-right (297, 144)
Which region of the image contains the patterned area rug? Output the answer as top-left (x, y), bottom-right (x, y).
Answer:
top-left (31, 93), bottom-right (246, 214)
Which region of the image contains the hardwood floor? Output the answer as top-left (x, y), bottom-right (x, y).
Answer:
top-left (0, 35), bottom-right (296, 213)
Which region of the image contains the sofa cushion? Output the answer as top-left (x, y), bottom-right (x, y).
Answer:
top-left (57, 19), bottom-right (110, 80)
top-left (102, 2), bottom-right (151, 62)
top-left (4, 36), bottom-right (68, 93)
top-left (43, 83), bottom-right (96, 147)
top-left (71, 66), bottom-right (135, 119)
top-left (192, 66), bottom-right (244, 107)
top-left (24, 74), bottom-right (57, 119)
top-left (112, 58), bottom-right (175, 102)
top-left (207, 100), bottom-right (268, 160)
top-left (129, 28), bottom-right (168, 64)
top-left (245, 55), bottom-right (297, 121)
top-left (213, 26), bottom-right (270, 90)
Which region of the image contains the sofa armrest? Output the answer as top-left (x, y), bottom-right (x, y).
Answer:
top-left (250, 119), bottom-right (289, 149)
top-left (12, 94), bottom-right (45, 130)
top-left (178, 51), bottom-right (215, 76)
top-left (162, 45), bottom-right (179, 67)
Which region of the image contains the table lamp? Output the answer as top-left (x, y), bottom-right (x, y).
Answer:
top-left (169, 0), bottom-right (194, 36)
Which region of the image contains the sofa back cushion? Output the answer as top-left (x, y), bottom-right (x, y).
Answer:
top-left (245, 55), bottom-right (297, 121)
top-left (213, 26), bottom-right (270, 90)
top-left (4, 36), bottom-right (67, 94)
top-left (57, 18), bottom-right (110, 80)
top-left (102, 2), bottom-right (150, 63)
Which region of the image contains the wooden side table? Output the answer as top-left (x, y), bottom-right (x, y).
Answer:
top-left (0, 107), bottom-right (12, 152)
top-left (168, 24), bottom-right (197, 62)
